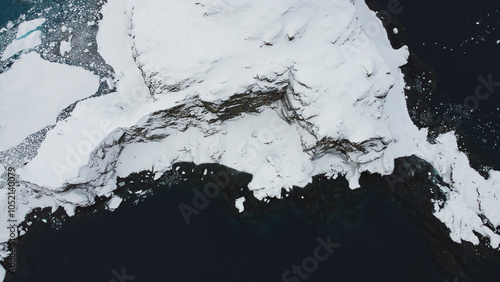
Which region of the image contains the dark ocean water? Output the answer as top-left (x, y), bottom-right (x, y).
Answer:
top-left (0, 0), bottom-right (30, 27)
top-left (9, 166), bottom-right (446, 282)
top-left (1, 0), bottom-right (500, 281)
top-left (376, 0), bottom-right (500, 169)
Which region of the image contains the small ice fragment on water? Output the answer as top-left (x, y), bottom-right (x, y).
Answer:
top-left (60, 37), bottom-right (72, 56)
top-left (235, 197), bottom-right (245, 213)
top-left (154, 172), bottom-right (162, 180)
top-left (107, 195), bottom-right (123, 211)
top-left (392, 28), bottom-right (398, 34)
top-left (106, 77), bottom-right (115, 89)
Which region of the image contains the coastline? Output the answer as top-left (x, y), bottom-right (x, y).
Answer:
top-left (6, 156), bottom-right (500, 281)
top-left (1, 0), bottom-right (499, 281)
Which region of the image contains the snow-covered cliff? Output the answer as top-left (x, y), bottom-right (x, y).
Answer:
top-left (1, 0), bottom-right (499, 277)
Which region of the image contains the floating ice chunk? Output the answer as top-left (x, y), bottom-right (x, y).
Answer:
top-left (235, 197), bottom-right (245, 213)
top-left (16, 18), bottom-right (46, 38)
top-left (60, 36), bottom-right (72, 56)
top-left (0, 52), bottom-right (99, 151)
top-left (106, 77), bottom-right (115, 89)
top-left (107, 195), bottom-right (123, 211)
top-left (1, 18), bottom-right (46, 60)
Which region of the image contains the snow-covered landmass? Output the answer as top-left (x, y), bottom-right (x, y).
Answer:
top-left (1, 0), bottom-right (500, 277)
top-left (1, 18), bottom-right (45, 61)
top-left (0, 52), bottom-right (99, 151)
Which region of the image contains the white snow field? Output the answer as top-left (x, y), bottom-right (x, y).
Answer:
top-left (1, 0), bottom-right (500, 278)
top-left (0, 52), bottom-right (100, 151)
